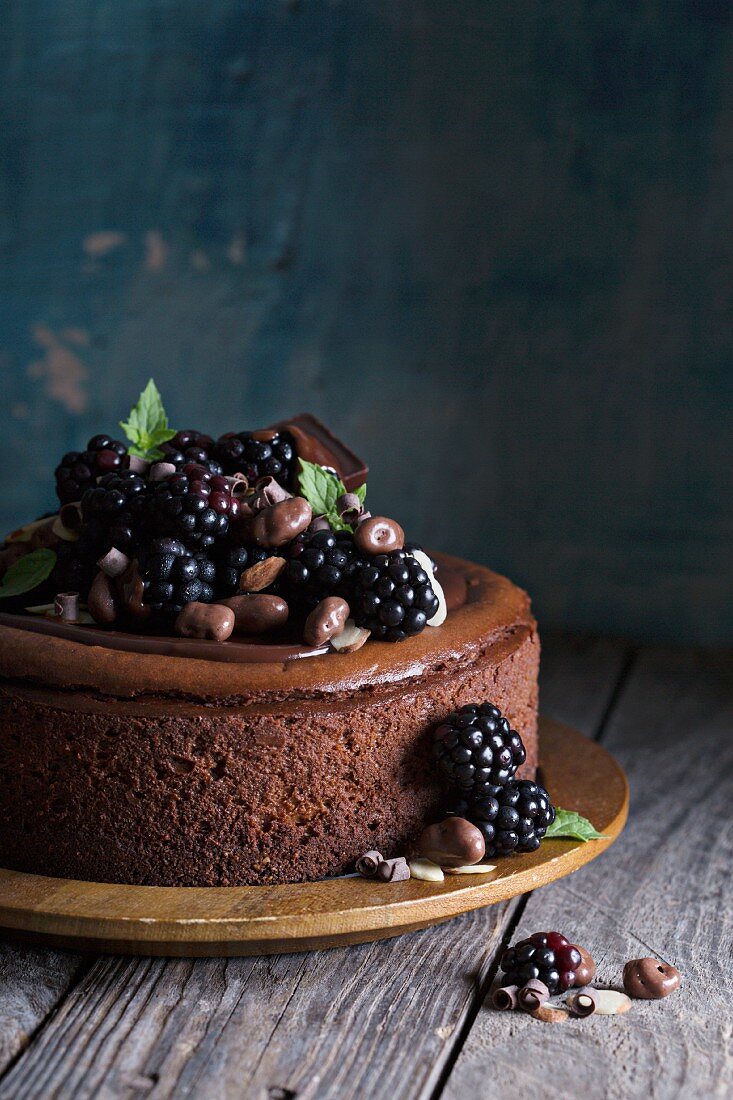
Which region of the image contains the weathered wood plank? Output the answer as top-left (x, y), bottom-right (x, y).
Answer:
top-left (0, 634), bottom-right (628, 1099)
top-left (442, 647), bottom-right (733, 1100)
top-left (0, 944), bottom-right (85, 1076)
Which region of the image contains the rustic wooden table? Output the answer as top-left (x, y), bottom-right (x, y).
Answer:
top-left (0, 635), bottom-right (730, 1100)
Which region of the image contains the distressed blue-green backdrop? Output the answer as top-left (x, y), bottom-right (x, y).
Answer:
top-left (1, 1), bottom-right (731, 643)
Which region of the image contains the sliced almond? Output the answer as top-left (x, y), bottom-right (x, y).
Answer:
top-left (238, 556), bottom-right (286, 592)
top-left (591, 989), bottom-right (632, 1015)
top-left (330, 619), bottom-right (371, 653)
top-left (408, 857), bottom-right (444, 882)
top-left (52, 516), bottom-right (80, 542)
top-left (444, 863), bottom-right (497, 875)
top-left (411, 550), bottom-right (447, 626)
top-left (530, 1004), bottom-right (569, 1024)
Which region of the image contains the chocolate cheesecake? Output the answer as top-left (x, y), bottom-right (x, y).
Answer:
top-left (0, 554), bottom-right (538, 886)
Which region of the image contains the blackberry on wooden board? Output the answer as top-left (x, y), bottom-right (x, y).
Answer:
top-left (500, 931), bottom-right (583, 994)
top-left (459, 778), bottom-right (556, 857)
top-left (432, 703), bottom-right (527, 795)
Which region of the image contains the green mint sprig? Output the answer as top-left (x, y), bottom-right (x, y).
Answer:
top-left (119, 379), bottom-right (176, 461)
top-left (297, 458), bottom-right (366, 532)
top-left (545, 808), bottom-right (606, 842)
top-left (0, 548), bottom-right (57, 599)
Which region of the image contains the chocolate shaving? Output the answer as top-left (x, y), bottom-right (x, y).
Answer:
top-left (355, 850), bottom-right (383, 878)
top-left (97, 547), bottom-right (131, 578)
top-left (355, 510), bottom-right (372, 525)
top-left (54, 592), bottom-right (79, 622)
top-left (492, 985), bottom-right (519, 1011)
top-left (59, 503), bottom-right (83, 532)
top-left (308, 515), bottom-right (332, 533)
top-left (149, 461), bottom-right (176, 482)
top-left (250, 476), bottom-right (292, 511)
top-left (375, 857), bottom-right (411, 882)
top-left (335, 492), bottom-right (363, 524)
top-left (518, 979), bottom-right (550, 1013)
top-left (126, 454), bottom-right (150, 475)
top-left (566, 987), bottom-right (598, 1017)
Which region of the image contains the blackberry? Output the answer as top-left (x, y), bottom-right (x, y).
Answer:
top-left (280, 528), bottom-right (362, 614)
top-left (466, 779), bottom-right (556, 857)
top-left (500, 931), bottom-right (583, 994)
top-left (54, 434), bottom-right (128, 505)
top-left (350, 549), bottom-right (439, 642)
top-left (140, 538), bottom-right (216, 618)
top-left (211, 430), bottom-right (296, 486)
top-left (159, 430), bottom-right (223, 475)
top-left (149, 464), bottom-right (239, 550)
top-left (80, 469), bottom-right (149, 555)
top-left (213, 543), bottom-right (273, 597)
top-left (432, 703), bottom-right (527, 795)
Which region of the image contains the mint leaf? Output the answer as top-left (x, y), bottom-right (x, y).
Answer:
top-left (120, 379), bottom-right (176, 460)
top-left (298, 458), bottom-right (342, 516)
top-left (546, 808), bottom-right (606, 842)
top-left (355, 483), bottom-right (367, 506)
top-left (0, 549), bottom-right (57, 599)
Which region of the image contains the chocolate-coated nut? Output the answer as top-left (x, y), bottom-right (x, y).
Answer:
top-left (88, 571), bottom-right (117, 625)
top-left (354, 516), bottom-right (405, 555)
top-left (218, 594), bottom-right (289, 635)
top-left (238, 556), bottom-right (286, 592)
top-left (250, 497), bottom-right (313, 548)
top-left (303, 597), bottom-right (350, 647)
top-left (623, 957), bottom-right (681, 1000)
top-left (175, 602), bottom-right (235, 642)
top-left (417, 817), bottom-right (485, 868)
top-left (573, 945), bottom-right (597, 987)
top-left (117, 562), bottom-right (151, 623)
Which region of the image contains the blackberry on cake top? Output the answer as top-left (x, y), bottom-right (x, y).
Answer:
top-left (212, 430), bottom-right (296, 485)
top-left (140, 538), bottom-right (216, 618)
top-left (148, 464), bottom-right (238, 550)
top-left (55, 434), bottom-right (128, 505)
top-left (350, 549), bottom-right (439, 641)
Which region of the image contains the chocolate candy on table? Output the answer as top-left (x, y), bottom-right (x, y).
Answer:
top-left (572, 945), bottom-right (597, 987)
top-left (354, 516), bottom-right (405, 556)
top-left (417, 816), bottom-right (486, 868)
top-left (218, 594), bottom-right (289, 635)
top-left (303, 597), bottom-right (350, 647)
top-left (175, 602), bottom-right (235, 642)
top-left (623, 957), bottom-right (682, 999)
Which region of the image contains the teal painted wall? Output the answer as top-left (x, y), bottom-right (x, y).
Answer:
top-left (1, 0), bottom-right (731, 643)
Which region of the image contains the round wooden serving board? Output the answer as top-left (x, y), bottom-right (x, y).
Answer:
top-left (0, 719), bottom-right (627, 957)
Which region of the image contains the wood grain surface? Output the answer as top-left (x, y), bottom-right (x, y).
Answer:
top-left (1, 1), bottom-right (731, 645)
top-left (0, 719), bottom-right (628, 957)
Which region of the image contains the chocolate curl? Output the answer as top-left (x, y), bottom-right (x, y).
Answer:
top-left (336, 492), bottom-right (363, 525)
top-left (126, 454), bottom-right (150, 475)
top-left (567, 987), bottom-right (598, 1018)
top-left (97, 547), bottom-right (131, 578)
top-left (250, 476), bottom-right (292, 511)
top-left (518, 979), bottom-right (550, 1013)
top-left (308, 515), bottom-right (332, 534)
top-left (54, 592), bottom-right (79, 622)
top-left (375, 857), bottom-right (411, 882)
top-left (492, 985), bottom-right (519, 1011)
top-left (149, 461), bottom-right (176, 482)
top-left (355, 850), bottom-right (383, 878)
top-left (59, 503), bottom-right (83, 532)
top-left (355, 510), bottom-right (372, 525)
top-left (226, 473), bottom-right (250, 495)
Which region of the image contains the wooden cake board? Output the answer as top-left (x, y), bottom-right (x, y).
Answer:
top-left (0, 719), bottom-right (628, 957)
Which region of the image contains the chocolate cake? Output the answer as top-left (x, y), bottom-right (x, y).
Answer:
top-left (0, 384), bottom-right (541, 887)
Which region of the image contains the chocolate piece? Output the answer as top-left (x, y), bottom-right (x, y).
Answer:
top-left (417, 817), bottom-right (485, 868)
top-left (149, 461), bottom-right (177, 482)
top-left (623, 957), bottom-right (681, 1000)
top-left (518, 979), bottom-right (549, 1012)
top-left (88, 572), bottom-right (117, 625)
top-left (250, 476), bottom-right (292, 511)
top-left (238, 556), bottom-right (287, 592)
top-left (375, 857), bottom-right (410, 882)
top-left (573, 945), bottom-right (597, 987)
top-left (268, 413), bottom-right (368, 492)
top-left (304, 597), bottom-right (350, 647)
top-left (355, 850), bottom-right (383, 877)
top-left (354, 516), bottom-right (405, 556)
top-left (307, 516), bottom-right (332, 534)
top-left (249, 498), bottom-right (313, 548)
top-left (126, 454), bottom-right (150, 475)
top-left (492, 985), bottom-right (519, 1011)
top-left (117, 562), bottom-right (151, 623)
top-left (53, 592), bottom-right (79, 623)
top-left (218, 594), bottom-right (289, 635)
top-left (175, 602), bottom-right (235, 642)
top-left (97, 548), bottom-right (131, 579)
top-left (336, 492), bottom-right (363, 524)
top-left (567, 987), bottom-right (598, 1017)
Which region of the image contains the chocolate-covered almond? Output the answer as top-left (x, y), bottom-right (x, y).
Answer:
top-left (354, 516), bottom-right (405, 555)
top-left (417, 816), bottom-right (486, 868)
top-left (303, 597), bottom-right (350, 646)
top-left (572, 945), bottom-right (597, 987)
top-left (175, 602), bottom-right (235, 642)
top-left (623, 957), bottom-right (681, 1000)
top-left (218, 594), bottom-right (289, 635)
top-left (88, 571), bottom-right (117, 625)
top-left (250, 497), bottom-right (312, 547)
top-left (117, 562), bottom-right (151, 623)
